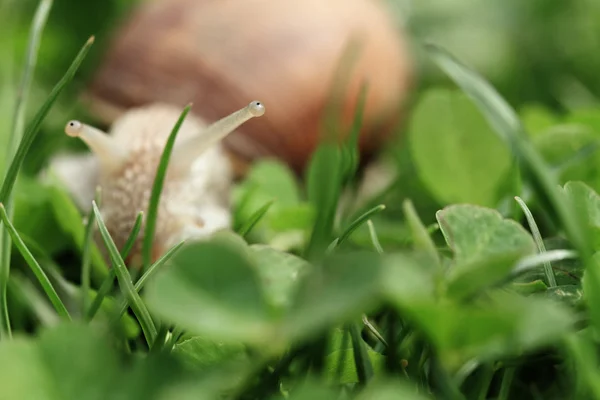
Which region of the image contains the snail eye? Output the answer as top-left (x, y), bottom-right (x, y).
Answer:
top-left (248, 101), bottom-right (265, 117)
top-left (65, 120), bottom-right (83, 137)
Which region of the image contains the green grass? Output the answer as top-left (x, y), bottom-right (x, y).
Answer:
top-left (4, 2), bottom-right (600, 399)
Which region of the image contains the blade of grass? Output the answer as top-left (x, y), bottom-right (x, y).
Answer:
top-left (498, 367), bottom-right (516, 400)
top-left (514, 196), bottom-right (557, 287)
top-left (362, 314), bottom-right (388, 348)
top-left (111, 241), bottom-right (184, 322)
top-left (86, 210), bottom-right (144, 321)
top-left (0, 203), bottom-right (70, 319)
top-left (564, 333), bottom-right (600, 398)
top-left (6, 0), bottom-right (52, 161)
top-left (0, 0), bottom-right (54, 340)
top-left (0, 36), bottom-right (94, 202)
top-left (81, 187), bottom-right (101, 316)
top-left (334, 204), bottom-right (385, 249)
top-left (511, 249), bottom-right (578, 278)
top-left (9, 272), bottom-right (60, 327)
top-left (367, 220), bottom-right (384, 254)
top-left (141, 104), bottom-right (192, 271)
top-left (334, 328), bottom-right (350, 382)
top-left (238, 200), bottom-right (274, 238)
top-left (341, 81), bottom-right (368, 185)
top-left (92, 201), bottom-right (157, 345)
top-left (349, 322), bottom-right (373, 386)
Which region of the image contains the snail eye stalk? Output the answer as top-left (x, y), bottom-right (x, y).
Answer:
top-left (64, 120), bottom-right (128, 172)
top-left (170, 101), bottom-right (265, 173)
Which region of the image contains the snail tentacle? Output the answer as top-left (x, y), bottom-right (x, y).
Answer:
top-left (64, 120), bottom-right (129, 172)
top-left (170, 101), bottom-right (265, 173)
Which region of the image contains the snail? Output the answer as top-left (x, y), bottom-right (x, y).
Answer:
top-left (84, 0), bottom-right (413, 176)
top-left (56, 100), bottom-right (265, 267)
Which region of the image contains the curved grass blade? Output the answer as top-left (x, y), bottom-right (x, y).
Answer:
top-left (514, 196), bottom-right (557, 287)
top-left (509, 249), bottom-right (578, 280)
top-left (141, 104), bottom-right (192, 271)
top-left (238, 200), bottom-right (274, 238)
top-left (86, 210), bottom-right (144, 321)
top-left (92, 201), bottom-right (157, 344)
top-left (0, 204), bottom-right (70, 320)
top-left (332, 204), bottom-right (385, 250)
top-left (349, 322), bottom-right (373, 385)
top-left (341, 81), bottom-right (368, 183)
top-left (362, 314), bottom-right (388, 348)
top-left (112, 241), bottom-right (184, 322)
top-left (0, 35), bottom-right (94, 202)
top-left (367, 220), bottom-right (384, 254)
top-left (81, 187), bottom-right (101, 316)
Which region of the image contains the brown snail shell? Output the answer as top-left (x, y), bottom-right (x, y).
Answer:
top-left (85, 0), bottom-right (413, 175)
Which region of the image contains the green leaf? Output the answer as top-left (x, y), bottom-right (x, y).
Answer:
top-left (269, 380), bottom-right (340, 400)
top-left (47, 183), bottom-right (108, 283)
top-left (172, 336), bottom-right (249, 372)
top-left (382, 252), bottom-right (436, 307)
top-left (144, 239), bottom-right (273, 346)
top-left (401, 291), bottom-right (575, 371)
top-left (520, 104), bottom-right (560, 136)
top-left (249, 244), bottom-right (309, 313)
top-left (563, 181), bottom-right (600, 250)
top-left (238, 160), bottom-right (301, 208)
top-left (409, 89), bottom-right (511, 206)
top-left (267, 204), bottom-right (314, 232)
top-left (233, 160), bottom-right (310, 247)
top-left (509, 280), bottom-right (548, 295)
top-left (0, 323), bottom-right (121, 399)
top-left (436, 204), bottom-right (536, 298)
top-left (354, 379), bottom-right (433, 400)
top-left (323, 338), bottom-right (385, 384)
top-left (533, 124), bottom-right (600, 191)
top-left (281, 251), bottom-right (382, 343)
top-left (403, 199), bottom-right (439, 268)
top-left (12, 176), bottom-right (67, 255)
top-left (0, 323), bottom-right (225, 399)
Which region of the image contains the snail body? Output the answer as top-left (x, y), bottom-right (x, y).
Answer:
top-left (62, 101), bottom-right (265, 266)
